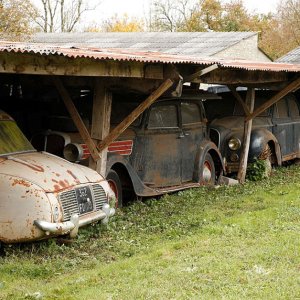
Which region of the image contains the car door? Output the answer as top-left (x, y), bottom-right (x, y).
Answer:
top-left (272, 98), bottom-right (294, 158)
top-left (287, 95), bottom-right (300, 156)
top-left (180, 100), bottom-right (207, 182)
top-left (138, 101), bottom-right (182, 188)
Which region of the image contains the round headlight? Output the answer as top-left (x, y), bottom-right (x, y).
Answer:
top-left (228, 137), bottom-right (241, 151)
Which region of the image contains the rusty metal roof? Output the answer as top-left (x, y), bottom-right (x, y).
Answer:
top-left (1, 41), bottom-right (300, 73)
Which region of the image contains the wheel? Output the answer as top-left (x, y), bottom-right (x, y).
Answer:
top-left (199, 153), bottom-right (215, 185)
top-left (106, 170), bottom-right (123, 208)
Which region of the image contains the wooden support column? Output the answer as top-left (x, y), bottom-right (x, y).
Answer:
top-left (89, 79), bottom-right (112, 176)
top-left (237, 88), bottom-right (255, 183)
top-left (52, 77), bottom-right (101, 162)
top-left (97, 79), bottom-right (173, 152)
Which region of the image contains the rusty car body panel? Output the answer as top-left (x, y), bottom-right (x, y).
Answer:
top-left (206, 91), bottom-right (300, 173)
top-left (0, 111), bottom-right (115, 244)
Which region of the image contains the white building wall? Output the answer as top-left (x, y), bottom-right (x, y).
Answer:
top-left (214, 35), bottom-right (271, 62)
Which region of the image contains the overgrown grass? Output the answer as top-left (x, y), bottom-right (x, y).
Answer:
top-left (1, 166), bottom-right (300, 299)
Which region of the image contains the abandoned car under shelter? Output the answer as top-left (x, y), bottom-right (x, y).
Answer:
top-left (1, 40), bottom-right (300, 237)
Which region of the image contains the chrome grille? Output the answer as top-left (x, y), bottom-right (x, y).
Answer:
top-left (59, 189), bottom-right (78, 221)
top-left (59, 184), bottom-right (108, 221)
top-left (91, 184), bottom-right (107, 210)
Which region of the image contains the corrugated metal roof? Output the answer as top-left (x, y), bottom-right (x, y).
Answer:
top-left (1, 41), bottom-right (300, 73)
top-left (31, 32), bottom-right (257, 57)
top-left (276, 46), bottom-right (300, 64)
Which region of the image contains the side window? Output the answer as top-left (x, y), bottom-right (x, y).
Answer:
top-left (275, 99), bottom-right (288, 118)
top-left (288, 98), bottom-right (300, 118)
top-left (148, 104), bottom-right (178, 129)
top-left (181, 102), bottom-right (201, 125)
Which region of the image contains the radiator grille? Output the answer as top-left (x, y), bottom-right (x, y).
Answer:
top-left (59, 184), bottom-right (108, 221)
top-left (91, 184), bottom-right (107, 210)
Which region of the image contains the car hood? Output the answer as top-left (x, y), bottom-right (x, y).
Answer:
top-left (0, 151), bottom-right (103, 193)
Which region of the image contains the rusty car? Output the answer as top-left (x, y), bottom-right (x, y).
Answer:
top-left (31, 91), bottom-right (225, 207)
top-left (206, 91), bottom-right (300, 173)
top-left (0, 111), bottom-right (115, 244)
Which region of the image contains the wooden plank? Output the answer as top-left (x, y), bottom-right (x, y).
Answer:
top-left (228, 85), bottom-right (250, 116)
top-left (199, 69), bottom-right (288, 85)
top-left (184, 64), bottom-right (218, 82)
top-left (246, 76), bottom-right (300, 121)
top-left (97, 79), bottom-right (174, 152)
top-left (52, 77), bottom-right (101, 162)
top-left (237, 88), bottom-right (255, 183)
top-left (89, 79), bottom-right (112, 175)
top-left (0, 52), bottom-right (159, 78)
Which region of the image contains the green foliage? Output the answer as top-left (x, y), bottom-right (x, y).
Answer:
top-left (246, 158), bottom-right (270, 181)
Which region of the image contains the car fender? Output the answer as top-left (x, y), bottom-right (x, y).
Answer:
top-left (250, 128), bottom-right (282, 165)
top-left (193, 140), bottom-right (225, 181)
top-left (0, 174), bottom-right (53, 243)
top-left (106, 155), bottom-right (159, 197)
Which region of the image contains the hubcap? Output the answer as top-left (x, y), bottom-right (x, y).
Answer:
top-left (203, 161), bottom-right (212, 182)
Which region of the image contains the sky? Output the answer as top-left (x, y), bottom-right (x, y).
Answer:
top-left (82, 0), bottom-right (280, 26)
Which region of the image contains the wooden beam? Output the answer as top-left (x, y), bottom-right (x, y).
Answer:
top-left (97, 79), bottom-right (174, 152)
top-left (52, 77), bottom-right (101, 162)
top-left (228, 85), bottom-right (250, 116)
top-left (89, 79), bottom-right (112, 175)
top-left (246, 77), bottom-right (300, 121)
top-left (237, 88), bottom-right (255, 183)
top-left (0, 52), bottom-right (164, 79)
top-left (199, 69), bottom-right (288, 85)
top-left (183, 64), bottom-right (218, 82)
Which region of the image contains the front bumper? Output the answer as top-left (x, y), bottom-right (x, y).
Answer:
top-left (34, 204), bottom-right (115, 238)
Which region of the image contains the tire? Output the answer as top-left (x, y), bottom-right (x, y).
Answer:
top-left (106, 170), bottom-right (123, 208)
top-left (199, 153), bottom-right (215, 185)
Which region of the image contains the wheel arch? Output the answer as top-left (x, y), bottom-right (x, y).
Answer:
top-left (193, 140), bottom-right (225, 181)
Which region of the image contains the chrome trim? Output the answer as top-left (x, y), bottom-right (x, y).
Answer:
top-left (34, 204), bottom-right (115, 237)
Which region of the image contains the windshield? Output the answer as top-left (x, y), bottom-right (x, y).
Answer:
top-left (0, 120), bottom-right (34, 155)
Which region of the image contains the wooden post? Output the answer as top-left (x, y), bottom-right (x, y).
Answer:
top-left (97, 78), bottom-right (174, 152)
top-left (52, 77), bottom-right (101, 162)
top-left (89, 79), bottom-right (112, 176)
top-left (237, 88), bottom-right (255, 183)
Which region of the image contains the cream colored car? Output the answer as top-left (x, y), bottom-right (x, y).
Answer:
top-left (0, 111), bottom-right (115, 244)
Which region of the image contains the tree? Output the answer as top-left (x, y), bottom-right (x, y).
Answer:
top-left (33, 0), bottom-right (100, 32)
top-left (101, 14), bottom-right (144, 32)
top-left (150, 0), bottom-right (197, 31)
top-left (0, 0), bottom-right (36, 40)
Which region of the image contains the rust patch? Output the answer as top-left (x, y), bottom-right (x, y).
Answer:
top-left (13, 160), bottom-right (44, 172)
top-left (67, 170), bottom-right (80, 183)
top-left (11, 179), bottom-right (31, 187)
